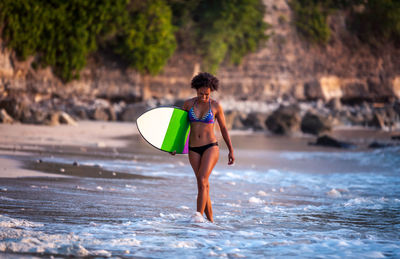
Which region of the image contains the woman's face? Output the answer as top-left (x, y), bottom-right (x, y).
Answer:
top-left (196, 87), bottom-right (211, 103)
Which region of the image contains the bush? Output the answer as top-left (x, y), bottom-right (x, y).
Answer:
top-left (0, 0), bottom-right (131, 81)
top-left (291, 0), bottom-right (400, 46)
top-left (351, 0), bottom-right (400, 45)
top-left (169, 0), bottom-right (269, 73)
top-left (0, 0), bottom-right (176, 81)
top-left (0, 0), bottom-right (268, 80)
top-left (112, 0), bottom-right (176, 75)
top-left (290, 0), bottom-right (331, 44)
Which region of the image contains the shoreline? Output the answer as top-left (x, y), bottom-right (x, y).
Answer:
top-left (0, 121), bottom-right (138, 179)
top-left (1, 121), bottom-right (399, 179)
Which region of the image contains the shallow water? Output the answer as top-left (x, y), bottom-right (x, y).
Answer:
top-left (1, 134), bottom-right (400, 258)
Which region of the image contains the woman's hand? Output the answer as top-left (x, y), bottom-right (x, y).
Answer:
top-left (215, 102), bottom-right (235, 166)
top-left (228, 151), bottom-right (235, 165)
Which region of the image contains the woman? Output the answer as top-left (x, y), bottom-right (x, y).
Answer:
top-left (182, 72), bottom-right (235, 223)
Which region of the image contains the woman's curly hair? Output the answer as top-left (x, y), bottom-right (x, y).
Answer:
top-left (191, 72), bottom-right (219, 91)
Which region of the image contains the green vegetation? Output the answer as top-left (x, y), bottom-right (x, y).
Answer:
top-left (290, 0), bottom-right (331, 44)
top-left (0, 0), bottom-right (133, 81)
top-left (0, 0), bottom-right (268, 81)
top-left (192, 0), bottom-right (269, 73)
top-left (111, 1), bottom-right (177, 75)
top-left (352, 0), bottom-right (400, 45)
top-left (1, 0), bottom-right (399, 82)
top-left (291, 0), bottom-right (400, 46)
top-left (169, 0), bottom-right (269, 73)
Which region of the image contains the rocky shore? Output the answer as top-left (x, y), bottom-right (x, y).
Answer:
top-left (1, 93), bottom-right (400, 144)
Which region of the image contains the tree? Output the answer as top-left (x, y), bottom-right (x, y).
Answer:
top-left (112, 0), bottom-right (177, 75)
top-left (169, 0), bottom-right (269, 73)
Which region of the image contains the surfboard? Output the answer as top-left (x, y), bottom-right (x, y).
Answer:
top-left (136, 107), bottom-right (191, 154)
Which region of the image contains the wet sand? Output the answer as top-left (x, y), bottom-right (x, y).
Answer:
top-left (1, 121), bottom-right (399, 179)
top-left (0, 121), bottom-right (139, 178)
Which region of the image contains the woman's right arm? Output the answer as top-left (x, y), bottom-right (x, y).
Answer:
top-left (182, 99), bottom-right (190, 112)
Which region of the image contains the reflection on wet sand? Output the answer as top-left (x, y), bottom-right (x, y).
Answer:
top-left (24, 160), bottom-right (163, 180)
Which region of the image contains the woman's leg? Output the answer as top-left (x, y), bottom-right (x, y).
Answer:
top-left (188, 151), bottom-right (203, 207)
top-left (196, 146), bottom-right (219, 222)
top-left (189, 151), bottom-right (212, 219)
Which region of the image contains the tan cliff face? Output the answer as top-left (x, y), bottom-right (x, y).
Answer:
top-left (215, 0), bottom-right (400, 103)
top-left (1, 0), bottom-right (399, 103)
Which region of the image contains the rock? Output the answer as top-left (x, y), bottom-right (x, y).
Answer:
top-left (316, 99), bottom-right (325, 110)
top-left (265, 105), bottom-right (301, 135)
top-left (0, 96), bottom-right (34, 122)
top-left (59, 112), bottom-right (77, 125)
top-left (26, 108), bottom-right (48, 124)
top-left (311, 135), bottom-right (355, 149)
top-left (0, 109), bottom-right (14, 123)
top-left (384, 106), bottom-right (397, 129)
top-left (34, 111), bottom-right (77, 126)
top-left (71, 106), bottom-right (89, 120)
top-left (242, 112), bottom-right (268, 131)
top-left (120, 103), bottom-right (149, 122)
top-left (0, 97), bottom-right (19, 118)
top-left (224, 110), bottom-right (245, 130)
top-left (106, 106), bottom-right (117, 121)
top-left (368, 111), bottom-right (385, 129)
top-left (90, 107), bottom-right (109, 121)
top-left (347, 112), bottom-right (366, 126)
top-left (112, 101), bottom-right (126, 116)
top-left (301, 111), bottom-right (332, 135)
top-left (19, 107), bottom-right (33, 123)
top-left (394, 101), bottom-right (400, 116)
top-left (326, 98), bottom-right (342, 111)
top-left (45, 111), bottom-right (60, 126)
top-left (232, 112), bottom-right (247, 130)
top-left (304, 80), bottom-right (323, 100)
top-left (368, 142), bottom-right (395, 149)
top-left (361, 101), bottom-right (372, 114)
top-left (336, 109), bottom-right (351, 125)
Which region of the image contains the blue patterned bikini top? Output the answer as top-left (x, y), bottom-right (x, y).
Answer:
top-left (188, 99), bottom-right (215, 124)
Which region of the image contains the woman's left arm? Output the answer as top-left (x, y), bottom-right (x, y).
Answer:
top-left (215, 102), bottom-right (235, 165)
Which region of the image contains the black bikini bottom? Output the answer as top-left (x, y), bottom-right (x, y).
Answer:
top-left (189, 142), bottom-right (218, 156)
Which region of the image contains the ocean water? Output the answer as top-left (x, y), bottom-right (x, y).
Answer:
top-left (0, 135), bottom-right (400, 258)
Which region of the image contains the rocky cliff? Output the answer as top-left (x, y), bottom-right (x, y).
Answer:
top-left (1, 0), bottom-right (400, 106)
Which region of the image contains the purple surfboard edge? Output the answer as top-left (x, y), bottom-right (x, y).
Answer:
top-left (182, 129), bottom-right (190, 154)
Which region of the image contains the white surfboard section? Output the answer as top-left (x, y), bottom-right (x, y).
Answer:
top-left (136, 107), bottom-right (174, 149)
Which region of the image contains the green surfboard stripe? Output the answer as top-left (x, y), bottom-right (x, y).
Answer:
top-left (161, 109), bottom-right (190, 153)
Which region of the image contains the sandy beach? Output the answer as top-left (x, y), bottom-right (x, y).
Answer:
top-left (1, 120), bottom-right (397, 176)
top-left (0, 121), bottom-right (139, 178)
top-left (0, 120), bottom-right (399, 183)
top-left (1, 120), bottom-right (397, 179)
